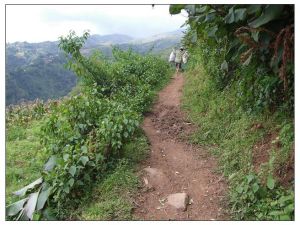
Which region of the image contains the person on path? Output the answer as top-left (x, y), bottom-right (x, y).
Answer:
top-left (174, 47), bottom-right (185, 73)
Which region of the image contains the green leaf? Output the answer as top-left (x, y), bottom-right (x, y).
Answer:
top-left (284, 203), bottom-right (294, 213)
top-left (42, 208), bottom-right (57, 220)
top-left (234, 8), bottom-right (247, 22)
top-left (191, 31), bottom-right (197, 43)
top-left (204, 13), bottom-right (216, 22)
top-left (81, 145), bottom-right (88, 153)
top-left (237, 186), bottom-right (243, 194)
top-left (269, 210), bottom-right (283, 216)
top-left (197, 5), bottom-right (207, 13)
top-left (246, 174), bottom-right (254, 183)
top-left (84, 173), bottom-right (91, 182)
top-left (221, 60), bottom-right (228, 72)
top-left (63, 153), bottom-right (69, 162)
top-left (13, 177), bottom-right (43, 196)
top-left (33, 212), bottom-right (41, 220)
top-left (6, 198), bottom-right (28, 216)
top-left (69, 166), bottom-right (76, 177)
top-left (251, 31), bottom-right (260, 42)
top-left (224, 7), bottom-right (235, 24)
top-left (279, 214), bottom-right (291, 221)
top-left (63, 185), bottom-right (70, 194)
top-left (169, 4), bottom-right (186, 15)
top-left (267, 175), bottom-right (275, 190)
top-left (79, 156), bottom-right (89, 166)
top-left (249, 5), bottom-right (284, 28)
top-left (44, 155), bottom-right (57, 171)
top-left (68, 178), bottom-right (75, 187)
top-left (252, 183), bottom-right (259, 193)
top-left (279, 195), bottom-right (293, 204)
top-left (36, 187), bottom-right (52, 211)
top-left (185, 5), bottom-right (196, 16)
top-left (228, 173), bottom-right (236, 180)
top-left (207, 25), bottom-right (218, 38)
top-left (23, 191), bottom-right (39, 220)
top-left (87, 161), bottom-right (96, 167)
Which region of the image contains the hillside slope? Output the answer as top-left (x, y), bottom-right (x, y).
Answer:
top-left (6, 30), bottom-right (183, 105)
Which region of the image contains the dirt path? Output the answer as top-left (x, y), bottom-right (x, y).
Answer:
top-left (133, 73), bottom-right (228, 220)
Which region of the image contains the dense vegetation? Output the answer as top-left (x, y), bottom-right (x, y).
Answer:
top-left (170, 4), bottom-right (294, 220)
top-left (6, 32), bottom-right (182, 106)
top-left (6, 31), bottom-right (172, 220)
top-left (6, 4), bottom-right (294, 221)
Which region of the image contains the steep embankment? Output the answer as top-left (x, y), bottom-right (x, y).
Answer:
top-left (181, 65), bottom-right (294, 220)
top-left (133, 73), bottom-right (228, 220)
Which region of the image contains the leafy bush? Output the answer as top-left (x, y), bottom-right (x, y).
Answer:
top-left (6, 31), bottom-right (171, 220)
top-left (230, 174), bottom-right (294, 220)
top-left (182, 50), bottom-right (294, 220)
top-left (170, 4), bottom-right (294, 114)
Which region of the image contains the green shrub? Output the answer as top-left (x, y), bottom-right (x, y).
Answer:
top-left (6, 31), bottom-right (171, 220)
top-left (230, 174), bottom-right (294, 220)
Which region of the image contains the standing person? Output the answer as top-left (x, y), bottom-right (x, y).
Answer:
top-left (174, 47), bottom-right (184, 73)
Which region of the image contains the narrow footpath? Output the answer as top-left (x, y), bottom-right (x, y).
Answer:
top-left (133, 73), bottom-right (228, 220)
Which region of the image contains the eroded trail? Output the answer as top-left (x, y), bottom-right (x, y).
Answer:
top-left (134, 73), bottom-right (228, 220)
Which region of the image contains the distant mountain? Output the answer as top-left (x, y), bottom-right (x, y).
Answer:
top-left (85, 34), bottom-right (134, 47)
top-left (6, 31), bottom-right (183, 105)
top-left (118, 30), bottom-right (184, 55)
top-left (81, 30), bottom-right (184, 58)
top-left (131, 29), bottom-right (185, 44)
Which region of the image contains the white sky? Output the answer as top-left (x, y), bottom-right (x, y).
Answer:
top-left (6, 5), bottom-right (187, 43)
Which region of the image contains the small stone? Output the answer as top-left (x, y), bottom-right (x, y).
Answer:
top-left (143, 167), bottom-right (169, 187)
top-left (166, 193), bottom-right (189, 211)
top-left (143, 177), bottom-right (149, 185)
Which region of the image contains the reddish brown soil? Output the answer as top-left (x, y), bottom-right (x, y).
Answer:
top-left (252, 132), bottom-right (278, 173)
top-left (252, 131), bottom-right (294, 187)
top-left (275, 152), bottom-right (294, 187)
top-left (133, 74), bottom-right (229, 220)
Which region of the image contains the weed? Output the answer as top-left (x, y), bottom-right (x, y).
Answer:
top-left (6, 120), bottom-right (48, 205)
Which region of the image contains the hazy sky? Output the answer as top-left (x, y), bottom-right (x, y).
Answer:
top-left (6, 5), bottom-right (187, 43)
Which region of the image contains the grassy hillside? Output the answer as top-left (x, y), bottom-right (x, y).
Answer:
top-left (182, 50), bottom-right (294, 221)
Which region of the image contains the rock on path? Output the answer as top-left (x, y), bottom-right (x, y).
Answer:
top-left (166, 193), bottom-right (189, 211)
